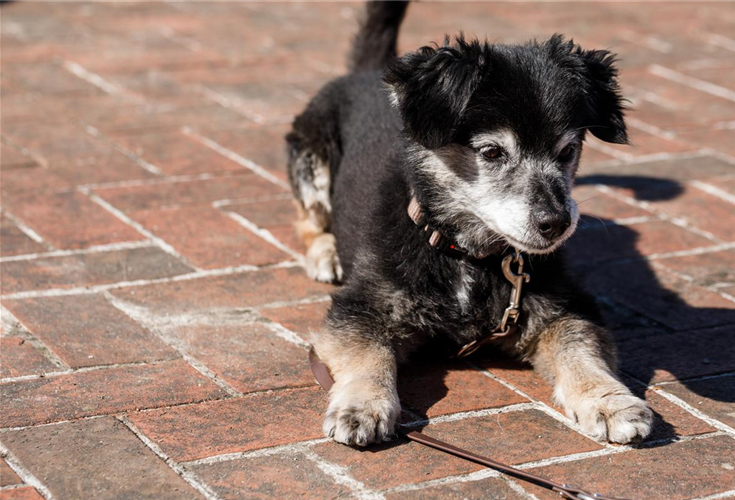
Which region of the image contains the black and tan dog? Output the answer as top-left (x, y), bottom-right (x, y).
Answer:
top-left (286, 1), bottom-right (652, 446)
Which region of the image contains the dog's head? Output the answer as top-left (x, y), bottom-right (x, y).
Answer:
top-left (385, 35), bottom-right (628, 255)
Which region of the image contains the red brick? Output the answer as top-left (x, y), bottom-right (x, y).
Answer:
top-left (267, 225), bottom-right (306, 254)
top-left (111, 266), bottom-right (332, 313)
top-left (0, 159), bottom-right (157, 194)
top-left (2, 417), bottom-right (201, 500)
top-left (4, 294), bottom-right (177, 368)
top-left (196, 125), bottom-right (292, 183)
top-left (583, 262), bottom-right (735, 331)
top-left (0, 246), bottom-right (192, 294)
top-left (580, 154), bottom-right (735, 185)
top-left (2, 122), bottom-right (144, 170)
top-left (385, 477), bottom-right (528, 500)
top-left (2, 191), bottom-right (144, 250)
top-left (572, 185), bottom-right (652, 223)
top-left (0, 488), bottom-right (45, 500)
top-left (663, 374), bottom-right (735, 428)
top-left (7, 62), bottom-right (104, 96)
top-left (525, 435), bottom-right (735, 500)
top-left (679, 128), bottom-right (735, 157)
top-left (0, 336), bottom-right (57, 378)
top-left (314, 409), bottom-right (600, 490)
top-left (260, 301), bottom-right (332, 342)
top-left (206, 82), bottom-right (307, 124)
top-left (84, 101), bottom-right (247, 137)
top-left (0, 459), bottom-right (21, 487)
top-left (398, 359), bottom-right (528, 419)
top-left (128, 387), bottom-right (326, 461)
top-left (190, 452), bottom-right (349, 500)
top-left (586, 129), bottom-right (694, 160)
top-left (94, 173), bottom-right (286, 213)
top-left (620, 325), bottom-right (735, 383)
top-left (640, 185), bottom-right (735, 241)
top-left (0, 144), bottom-right (36, 169)
top-left (0, 360), bottom-right (225, 427)
top-left (227, 197), bottom-right (299, 228)
top-left (225, 198), bottom-right (306, 254)
top-left (165, 323), bottom-right (314, 393)
top-left (113, 131), bottom-right (244, 175)
top-left (567, 219), bottom-right (713, 266)
top-left (131, 207), bottom-right (290, 269)
top-left (659, 248), bottom-right (735, 287)
top-left (0, 215), bottom-right (46, 257)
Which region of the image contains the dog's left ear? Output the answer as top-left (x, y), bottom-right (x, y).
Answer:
top-left (384, 37), bottom-right (484, 149)
top-left (577, 49), bottom-right (629, 144)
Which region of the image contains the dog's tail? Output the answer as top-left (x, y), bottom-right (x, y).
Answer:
top-left (349, 0), bottom-right (409, 72)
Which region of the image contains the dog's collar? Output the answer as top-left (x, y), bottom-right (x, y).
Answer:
top-left (407, 195), bottom-right (531, 357)
top-left (407, 196), bottom-right (469, 259)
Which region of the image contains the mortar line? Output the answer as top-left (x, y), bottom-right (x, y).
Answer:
top-left (1, 210), bottom-right (50, 249)
top-left (0, 260), bottom-right (302, 301)
top-left (0, 306), bottom-right (69, 370)
top-left (628, 375), bottom-right (735, 437)
top-left (182, 438), bottom-right (330, 467)
top-left (0, 440), bottom-right (55, 500)
top-left (693, 490), bottom-right (735, 500)
top-left (183, 127), bottom-right (290, 189)
top-left (300, 447), bottom-right (386, 500)
top-left (105, 292), bottom-right (243, 398)
top-left (225, 211), bottom-right (303, 260)
top-left (0, 240), bottom-right (154, 263)
top-left (117, 415), bottom-right (223, 500)
top-left (79, 187), bottom-right (201, 271)
top-left (62, 60), bottom-right (140, 101)
top-left (691, 180), bottom-right (735, 206)
top-left (84, 125), bottom-right (164, 176)
top-left (650, 64), bottom-right (735, 102)
top-left (594, 184), bottom-right (723, 242)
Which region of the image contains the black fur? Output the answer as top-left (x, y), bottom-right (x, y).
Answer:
top-left (288, 4), bottom-right (627, 358)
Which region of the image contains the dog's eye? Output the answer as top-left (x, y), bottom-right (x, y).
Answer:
top-left (558, 144), bottom-right (576, 162)
top-left (480, 146), bottom-right (504, 161)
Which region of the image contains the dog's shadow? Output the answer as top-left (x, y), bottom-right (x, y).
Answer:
top-left (372, 173), bottom-right (734, 452)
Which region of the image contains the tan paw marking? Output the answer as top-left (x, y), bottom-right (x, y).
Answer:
top-left (568, 392), bottom-right (653, 444)
top-left (324, 379), bottom-right (399, 446)
top-left (306, 233), bottom-right (343, 283)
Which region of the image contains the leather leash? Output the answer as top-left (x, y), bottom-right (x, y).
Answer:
top-left (309, 348), bottom-right (628, 500)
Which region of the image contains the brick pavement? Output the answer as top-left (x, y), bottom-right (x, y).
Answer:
top-left (1, 2), bottom-right (735, 499)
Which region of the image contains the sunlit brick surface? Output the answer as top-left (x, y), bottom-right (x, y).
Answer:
top-left (1, 2), bottom-right (734, 499)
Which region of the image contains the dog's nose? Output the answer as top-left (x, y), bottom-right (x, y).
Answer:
top-left (535, 211), bottom-right (571, 240)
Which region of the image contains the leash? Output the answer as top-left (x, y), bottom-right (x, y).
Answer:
top-left (309, 348), bottom-right (627, 500)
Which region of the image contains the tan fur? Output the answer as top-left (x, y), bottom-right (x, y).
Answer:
top-left (529, 318), bottom-right (653, 443)
top-left (312, 330), bottom-right (400, 446)
top-left (294, 203), bottom-right (343, 283)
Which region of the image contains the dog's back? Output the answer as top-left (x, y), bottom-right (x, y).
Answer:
top-left (286, 1), bottom-right (410, 280)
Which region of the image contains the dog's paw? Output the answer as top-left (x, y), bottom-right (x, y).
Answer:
top-left (324, 379), bottom-right (400, 446)
top-left (306, 234), bottom-right (343, 283)
top-left (570, 392), bottom-right (653, 444)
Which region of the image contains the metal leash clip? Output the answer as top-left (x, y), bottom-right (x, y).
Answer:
top-left (455, 249), bottom-right (531, 358)
top-left (498, 249), bottom-right (531, 331)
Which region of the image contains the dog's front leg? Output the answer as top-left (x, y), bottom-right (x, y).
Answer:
top-left (312, 328), bottom-right (400, 446)
top-left (530, 318), bottom-right (653, 443)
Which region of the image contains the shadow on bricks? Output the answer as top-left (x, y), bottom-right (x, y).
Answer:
top-left (572, 175), bottom-right (735, 407)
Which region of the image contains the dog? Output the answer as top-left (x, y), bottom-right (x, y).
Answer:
top-left (286, 0), bottom-right (653, 446)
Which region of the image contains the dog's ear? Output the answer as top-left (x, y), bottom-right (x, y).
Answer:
top-left (384, 37), bottom-right (484, 149)
top-left (577, 49), bottom-right (629, 144)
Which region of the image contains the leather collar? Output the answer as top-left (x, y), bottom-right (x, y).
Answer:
top-left (407, 196), bottom-right (470, 259)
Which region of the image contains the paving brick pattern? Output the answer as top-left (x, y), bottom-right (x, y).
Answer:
top-left (1, 2), bottom-right (734, 499)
